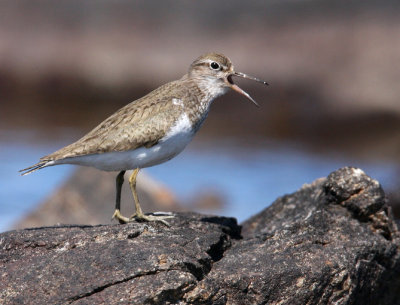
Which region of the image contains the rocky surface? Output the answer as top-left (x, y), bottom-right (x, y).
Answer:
top-left (189, 167), bottom-right (400, 304)
top-left (1, 167), bottom-right (400, 304)
top-left (1, 213), bottom-right (240, 305)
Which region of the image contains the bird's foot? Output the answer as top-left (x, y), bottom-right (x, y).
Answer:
top-left (112, 209), bottom-right (174, 226)
top-left (130, 212), bottom-right (174, 226)
top-left (111, 209), bottom-right (130, 224)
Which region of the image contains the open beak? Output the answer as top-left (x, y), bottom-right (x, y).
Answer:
top-left (227, 72), bottom-right (268, 107)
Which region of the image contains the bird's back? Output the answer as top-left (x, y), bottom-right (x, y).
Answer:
top-left (43, 80), bottom-right (193, 162)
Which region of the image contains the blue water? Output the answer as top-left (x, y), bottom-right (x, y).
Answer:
top-left (0, 141), bottom-right (74, 231)
top-left (0, 138), bottom-right (398, 232)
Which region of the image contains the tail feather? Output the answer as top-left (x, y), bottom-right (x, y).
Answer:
top-left (19, 161), bottom-right (51, 176)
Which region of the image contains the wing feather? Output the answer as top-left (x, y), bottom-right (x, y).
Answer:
top-left (42, 81), bottom-right (186, 162)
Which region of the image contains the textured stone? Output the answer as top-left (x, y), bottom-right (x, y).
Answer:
top-left (185, 167), bottom-right (400, 304)
top-left (1, 213), bottom-right (239, 305)
top-left (2, 167), bottom-right (400, 305)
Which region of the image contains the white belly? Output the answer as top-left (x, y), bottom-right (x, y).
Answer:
top-left (55, 113), bottom-right (195, 171)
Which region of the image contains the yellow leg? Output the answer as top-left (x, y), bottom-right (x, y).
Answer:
top-left (128, 168), bottom-right (174, 225)
top-left (112, 170), bottom-right (130, 224)
top-left (129, 168), bottom-right (145, 218)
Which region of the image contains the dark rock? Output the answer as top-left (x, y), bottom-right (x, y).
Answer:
top-left (0, 213), bottom-right (239, 305)
top-left (1, 167), bottom-right (399, 304)
top-left (186, 167), bottom-right (400, 304)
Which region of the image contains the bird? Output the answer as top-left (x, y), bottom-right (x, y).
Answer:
top-left (20, 52), bottom-right (268, 225)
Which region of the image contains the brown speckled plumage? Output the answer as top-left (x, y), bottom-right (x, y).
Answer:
top-left (44, 80), bottom-right (202, 161)
top-left (21, 52), bottom-right (266, 175)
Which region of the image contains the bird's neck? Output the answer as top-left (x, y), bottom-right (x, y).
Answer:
top-left (197, 77), bottom-right (229, 103)
top-left (176, 75), bottom-right (228, 133)
top-left (181, 74), bottom-right (228, 106)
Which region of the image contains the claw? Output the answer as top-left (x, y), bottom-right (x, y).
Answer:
top-left (130, 212), bottom-right (174, 227)
top-left (112, 209), bottom-right (130, 224)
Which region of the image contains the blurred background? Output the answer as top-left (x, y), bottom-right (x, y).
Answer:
top-left (1, 0), bottom-right (400, 231)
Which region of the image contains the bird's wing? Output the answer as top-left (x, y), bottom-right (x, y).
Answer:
top-left (42, 81), bottom-right (186, 161)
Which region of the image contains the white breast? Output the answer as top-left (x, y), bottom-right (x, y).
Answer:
top-left (56, 113), bottom-right (195, 171)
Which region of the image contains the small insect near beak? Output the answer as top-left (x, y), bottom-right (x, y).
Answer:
top-left (226, 72), bottom-right (268, 107)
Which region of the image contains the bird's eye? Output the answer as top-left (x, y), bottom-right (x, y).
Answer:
top-left (210, 62), bottom-right (220, 70)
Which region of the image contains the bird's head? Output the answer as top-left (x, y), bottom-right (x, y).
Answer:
top-left (188, 52), bottom-right (268, 106)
